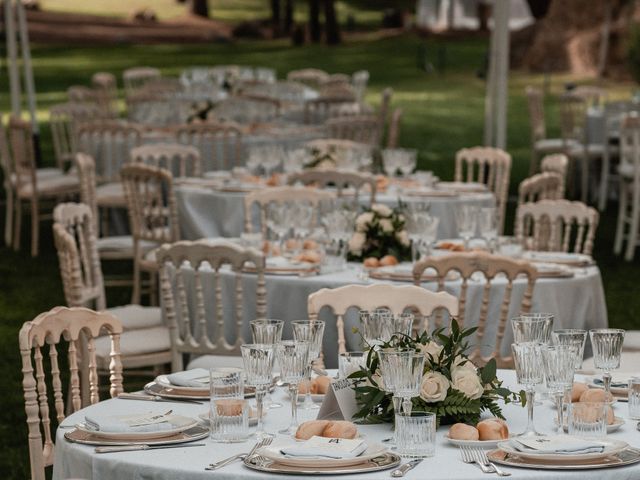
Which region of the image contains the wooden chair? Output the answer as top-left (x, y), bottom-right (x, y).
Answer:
top-left (121, 163), bottom-right (180, 304)
top-left (8, 116), bottom-right (80, 256)
top-left (413, 252), bottom-right (538, 367)
top-left (614, 116), bottom-right (640, 261)
top-left (52, 203), bottom-right (171, 370)
top-left (326, 115), bottom-right (381, 146)
top-left (287, 68), bottom-right (330, 89)
top-left (517, 172), bottom-right (563, 207)
top-left (525, 86), bottom-right (566, 175)
top-left (287, 169), bottom-right (377, 206)
top-left (597, 101), bottom-right (628, 211)
top-left (173, 122), bottom-right (243, 171)
top-left (303, 97), bottom-right (358, 124)
top-left (307, 284), bottom-right (459, 359)
top-left (91, 71), bottom-right (119, 118)
top-left (131, 143), bottom-right (202, 178)
top-left (157, 240), bottom-right (267, 372)
top-left (387, 108), bottom-right (403, 149)
top-left (244, 186), bottom-right (335, 234)
top-left (454, 146), bottom-right (511, 234)
top-left (123, 66), bottom-right (161, 99)
top-left (19, 306), bottom-right (123, 480)
top-left (541, 153), bottom-right (569, 198)
top-left (516, 200), bottom-right (599, 255)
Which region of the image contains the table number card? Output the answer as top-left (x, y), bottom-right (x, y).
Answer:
top-left (317, 378), bottom-right (359, 421)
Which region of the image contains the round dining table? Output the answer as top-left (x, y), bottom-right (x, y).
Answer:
top-left (53, 370), bottom-right (640, 479)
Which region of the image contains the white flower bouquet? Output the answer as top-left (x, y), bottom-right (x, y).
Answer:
top-left (348, 203), bottom-right (411, 261)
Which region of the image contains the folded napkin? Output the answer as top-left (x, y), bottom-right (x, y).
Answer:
top-left (509, 436), bottom-right (605, 455)
top-left (84, 412), bottom-right (174, 433)
top-left (166, 368), bottom-right (210, 388)
top-left (279, 436), bottom-right (368, 459)
top-left (267, 256), bottom-right (293, 269)
top-left (593, 376), bottom-right (631, 389)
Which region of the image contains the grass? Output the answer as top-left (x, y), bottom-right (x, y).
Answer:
top-left (0, 32), bottom-right (638, 478)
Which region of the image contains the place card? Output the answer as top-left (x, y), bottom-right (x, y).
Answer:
top-left (317, 378), bottom-right (359, 421)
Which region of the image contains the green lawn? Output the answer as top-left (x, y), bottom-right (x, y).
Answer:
top-left (1, 33), bottom-right (638, 478)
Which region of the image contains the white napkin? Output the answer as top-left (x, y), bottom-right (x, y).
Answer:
top-left (593, 376), bottom-right (631, 389)
top-left (279, 436), bottom-right (368, 459)
top-left (84, 412), bottom-right (174, 433)
top-left (166, 368), bottom-right (210, 388)
top-left (510, 436), bottom-right (605, 455)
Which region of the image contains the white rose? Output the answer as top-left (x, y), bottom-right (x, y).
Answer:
top-left (451, 368), bottom-right (484, 400)
top-left (419, 341), bottom-right (443, 363)
top-left (348, 232), bottom-right (366, 254)
top-left (356, 212), bottom-right (374, 232)
top-left (372, 204), bottom-right (392, 217)
top-left (379, 219), bottom-right (394, 233)
top-left (452, 355), bottom-right (477, 373)
top-left (419, 371), bottom-right (450, 403)
top-left (396, 230), bottom-right (410, 247)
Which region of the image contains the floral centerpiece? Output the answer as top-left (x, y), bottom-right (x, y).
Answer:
top-left (349, 320), bottom-right (524, 425)
top-left (347, 204), bottom-right (411, 262)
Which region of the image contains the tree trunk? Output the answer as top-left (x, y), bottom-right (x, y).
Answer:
top-left (324, 0), bottom-right (341, 45)
top-left (190, 0), bottom-right (209, 18)
top-left (284, 0), bottom-right (294, 34)
top-left (309, 0), bottom-right (321, 43)
top-left (271, 0), bottom-right (281, 36)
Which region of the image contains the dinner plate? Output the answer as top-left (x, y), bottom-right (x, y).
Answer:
top-left (487, 447), bottom-right (640, 470)
top-left (445, 435), bottom-right (509, 449)
top-left (497, 438), bottom-right (628, 462)
top-left (435, 181), bottom-right (488, 193)
top-left (522, 251), bottom-right (593, 266)
top-left (75, 414), bottom-right (198, 440)
top-left (533, 262), bottom-right (574, 278)
top-left (144, 381), bottom-right (271, 400)
top-left (556, 416), bottom-right (625, 434)
top-left (155, 374), bottom-right (210, 394)
top-left (256, 442), bottom-right (388, 468)
top-left (64, 425), bottom-right (209, 446)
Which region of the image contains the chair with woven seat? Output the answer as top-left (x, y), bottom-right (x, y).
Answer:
top-left (525, 86), bottom-right (567, 175)
top-left (173, 122), bottom-right (243, 171)
top-left (131, 143), bottom-right (202, 178)
top-left (19, 306), bottom-right (123, 480)
top-left (157, 240), bottom-right (267, 372)
top-left (614, 116), bottom-right (640, 261)
top-left (541, 153), bottom-right (569, 198)
top-left (307, 284), bottom-right (459, 362)
top-left (413, 252), bottom-right (539, 368)
top-left (8, 116), bottom-right (80, 256)
top-left (454, 146), bottom-right (511, 235)
top-left (516, 200), bottom-right (599, 255)
top-left (287, 169), bottom-right (376, 207)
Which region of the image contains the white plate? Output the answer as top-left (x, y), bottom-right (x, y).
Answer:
top-left (75, 414), bottom-right (198, 440)
top-left (556, 417), bottom-right (625, 434)
top-left (257, 442), bottom-right (387, 468)
top-left (155, 374), bottom-right (210, 394)
top-left (497, 437), bottom-right (628, 462)
top-left (522, 251), bottom-right (593, 266)
top-left (445, 435), bottom-right (509, 449)
top-left (436, 181), bottom-right (487, 193)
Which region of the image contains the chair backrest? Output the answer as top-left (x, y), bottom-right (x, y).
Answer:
top-left (210, 97), bottom-right (280, 123)
top-left (74, 153), bottom-right (100, 233)
top-left (121, 163), bottom-right (180, 246)
top-left (66, 85), bottom-right (100, 104)
top-left (76, 121), bottom-right (143, 182)
top-left (287, 169), bottom-right (376, 206)
top-left (454, 146), bottom-right (511, 234)
top-left (619, 115), bottom-right (640, 183)
top-left (131, 143), bottom-right (202, 178)
top-left (413, 252), bottom-right (538, 367)
top-left (318, 83), bottom-right (356, 101)
top-left (326, 115), bottom-right (381, 146)
top-left (515, 199), bottom-right (599, 255)
top-left (287, 68), bottom-right (330, 89)
top-left (123, 66), bottom-right (161, 99)
top-left (525, 86), bottom-right (545, 143)
top-left (157, 240), bottom-right (266, 372)
top-left (308, 284), bottom-right (459, 357)
top-left (559, 92), bottom-right (588, 144)
top-left (304, 97), bottom-right (357, 124)
top-left (53, 202), bottom-right (106, 310)
top-left (8, 115), bottom-right (37, 194)
top-left (540, 153), bottom-right (569, 197)
top-left (386, 107), bottom-right (403, 149)
top-left (173, 122), bottom-right (243, 171)
top-left (517, 172), bottom-right (563, 206)
top-left (20, 306), bottom-right (122, 480)
top-left (91, 71), bottom-right (119, 118)
top-left (244, 186), bottom-right (336, 234)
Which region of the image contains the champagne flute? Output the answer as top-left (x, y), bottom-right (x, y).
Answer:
top-left (241, 343), bottom-right (275, 439)
top-left (512, 342), bottom-right (544, 437)
top-left (292, 320), bottom-right (325, 410)
top-left (542, 344), bottom-right (577, 433)
top-left (250, 319), bottom-right (284, 409)
top-left (276, 340), bottom-right (310, 436)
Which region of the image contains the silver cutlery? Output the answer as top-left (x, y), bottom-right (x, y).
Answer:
top-left (205, 436), bottom-right (273, 471)
top-left (460, 446), bottom-right (493, 474)
top-left (391, 458), bottom-right (423, 477)
top-left (472, 448), bottom-right (511, 477)
top-left (95, 443), bottom-right (206, 454)
top-left (118, 393), bottom-right (205, 405)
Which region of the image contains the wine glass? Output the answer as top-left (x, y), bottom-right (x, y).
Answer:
top-left (241, 343), bottom-right (275, 439)
top-left (398, 149), bottom-right (418, 177)
top-left (291, 203), bottom-right (315, 253)
top-left (266, 203), bottom-right (292, 254)
top-left (275, 340), bottom-right (310, 435)
top-left (292, 320), bottom-right (325, 410)
top-left (551, 329), bottom-right (588, 370)
top-left (404, 205), bottom-right (438, 262)
top-left (511, 313), bottom-right (554, 344)
top-left (542, 344), bottom-right (577, 433)
top-left (478, 207), bottom-right (498, 252)
top-left (250, 320), bottom-right (284, 409)
top-left (378, 349), bottom-right (425, 415)
top-left (455, 205), bottom-right (477, 250)
top-left (321, 206), bottom-right (358, 263)
top-left (382, 149), bottom-right (401, 177)
top-left (589, 328), bottom-right (625, 401)
top-left (511, 342), bottom-right (544, 437)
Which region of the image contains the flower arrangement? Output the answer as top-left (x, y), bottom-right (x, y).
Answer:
top-left (349, 320), bottom-right (524, 426)
top-left (347, 204), bottom-right (411, 262)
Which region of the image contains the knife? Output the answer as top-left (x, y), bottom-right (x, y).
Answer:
top-left (391, 459), bottom-right (423, 477)
top-left (95, 443), bottom-right (206, 454)
top-left (117, 393), bottom-right (205, 405)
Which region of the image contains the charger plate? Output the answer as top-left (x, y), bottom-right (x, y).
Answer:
top-left (243, 452), bottom-right (401, 475)
top-left (64, 425), bottom-right (209, 446)
top-left (487, 447), bottom-right (640, 470)
top-left (497, 438), bottom-right (628, 462)
top-left (74, 415), bottom-right (198, 440)
top-left (144, 381), bottom-right (274, 400)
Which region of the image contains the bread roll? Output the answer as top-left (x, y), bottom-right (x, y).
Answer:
top-left (379, 255), bottom-right (399, 266)
top-left (314, 376), bottom-right (332, 394)
top-left (477, 419), bottom-right (509, 440)
top-left (322, 420), bottom-right (358, 439)
top-left (579, 388), bottom-right (613, 403)
top-left (298, 379), bottom-right (312, 394)
top-left (215, 399), bottom-right (245, 416)
top-left (571, 382), bottom-right (589, 402)
top-left (295, 420), bottom-right (331, 440)
top-left (448, 423), bottom-right (479, 441)
top-left (303, 239), bottom-right (319, 250)
top-left (363, 257), bottom-right (379, 268)
top-left (606, 405), bottom-right (615, 425)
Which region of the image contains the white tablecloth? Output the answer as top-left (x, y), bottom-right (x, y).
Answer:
top-left (53, 369), bottom-right (640, 480)
top-left (176, 187), bottom-right (495, 240)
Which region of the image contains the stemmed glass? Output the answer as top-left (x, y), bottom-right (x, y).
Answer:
top-left (250, 319), bottom-right (284, 409)
top-left (275, 340), bottom-right (310, 435)
top-left (511, 313), bottom-right (554, 344)
top-left (241, 343), bottom-right (275, 439)
top-left (551, 329), bottom-right (588, 370)
top-left (382, 149), bottom-right (416, 177)
top-left (321, 206), bottom-right (358, 264)
top-left (589, 328), bottom-right (626, 401)
top-left (404, 205), bottom-right (439, 262)
top-left (291, 203), bottom-right (315, 252)
top-left (478, 207), bottom-right (498, 252)
top-left (266, 203), bottom-right (292, 255)
top-left (378, 350), bottom-right (425, 415)
top-left (455, 205), bottom-right (478, 250)
top-left (292, 320), bottom-right (325, 411)
top-left (542, 344), bottom-right (577, 433)
top-left (360, 309), bottom-right (414, 348)
top-left (511, 342), bottom-right (544, 437)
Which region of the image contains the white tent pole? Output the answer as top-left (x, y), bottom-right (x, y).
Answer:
top-left (483, 2), bottom-right (499, 146)
top-left (5, 0), bottom-right (22, 116)
top-left (16, 0), bottom-right (38, 134)
top-left (494, 0), bottom-right (510, 149)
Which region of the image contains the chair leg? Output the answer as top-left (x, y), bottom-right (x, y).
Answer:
top-left (149, 269), bottom-right (158, 306)
top-left (580, 155), bottom-right (589, 204)
top-left (4, 189), bottom-right (13, 247)
top-left (131, 257), bottom-right (141, 305)
top-left (598, 151), bottom-right (610, 211)
top-left (625, 190), bottom-right (640, 261)
top-left (13, 198), bottom-right (22, 251)
top-left (614, 184), bottom-right (626, 255)
top-left (30, 198), bottom-right (39, 257)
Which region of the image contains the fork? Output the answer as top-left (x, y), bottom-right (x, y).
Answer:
top-left (205, 436), bottom-right (273, 471)
top-left (459, 446), bottom-right (493, 474)
top-left (472, 448), bottom-right (511, 477)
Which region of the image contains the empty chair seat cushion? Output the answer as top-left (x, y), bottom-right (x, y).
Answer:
top-left (10, 167), bottom-right (63, 185)
top-left (186, 354), bottom-right (244, 370)
top-left (94, 326), bottom-right (171, 370)
top-left (96, 181), bottom-right (126, 207)
top-left (97, 236), bottom-right (157, 257)
top-left (17, 174), bottom-right (79, 196)
top-left (617, 163), bottom-right (636, 179)
top-left (107, 305), bottom-right (164, 330)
